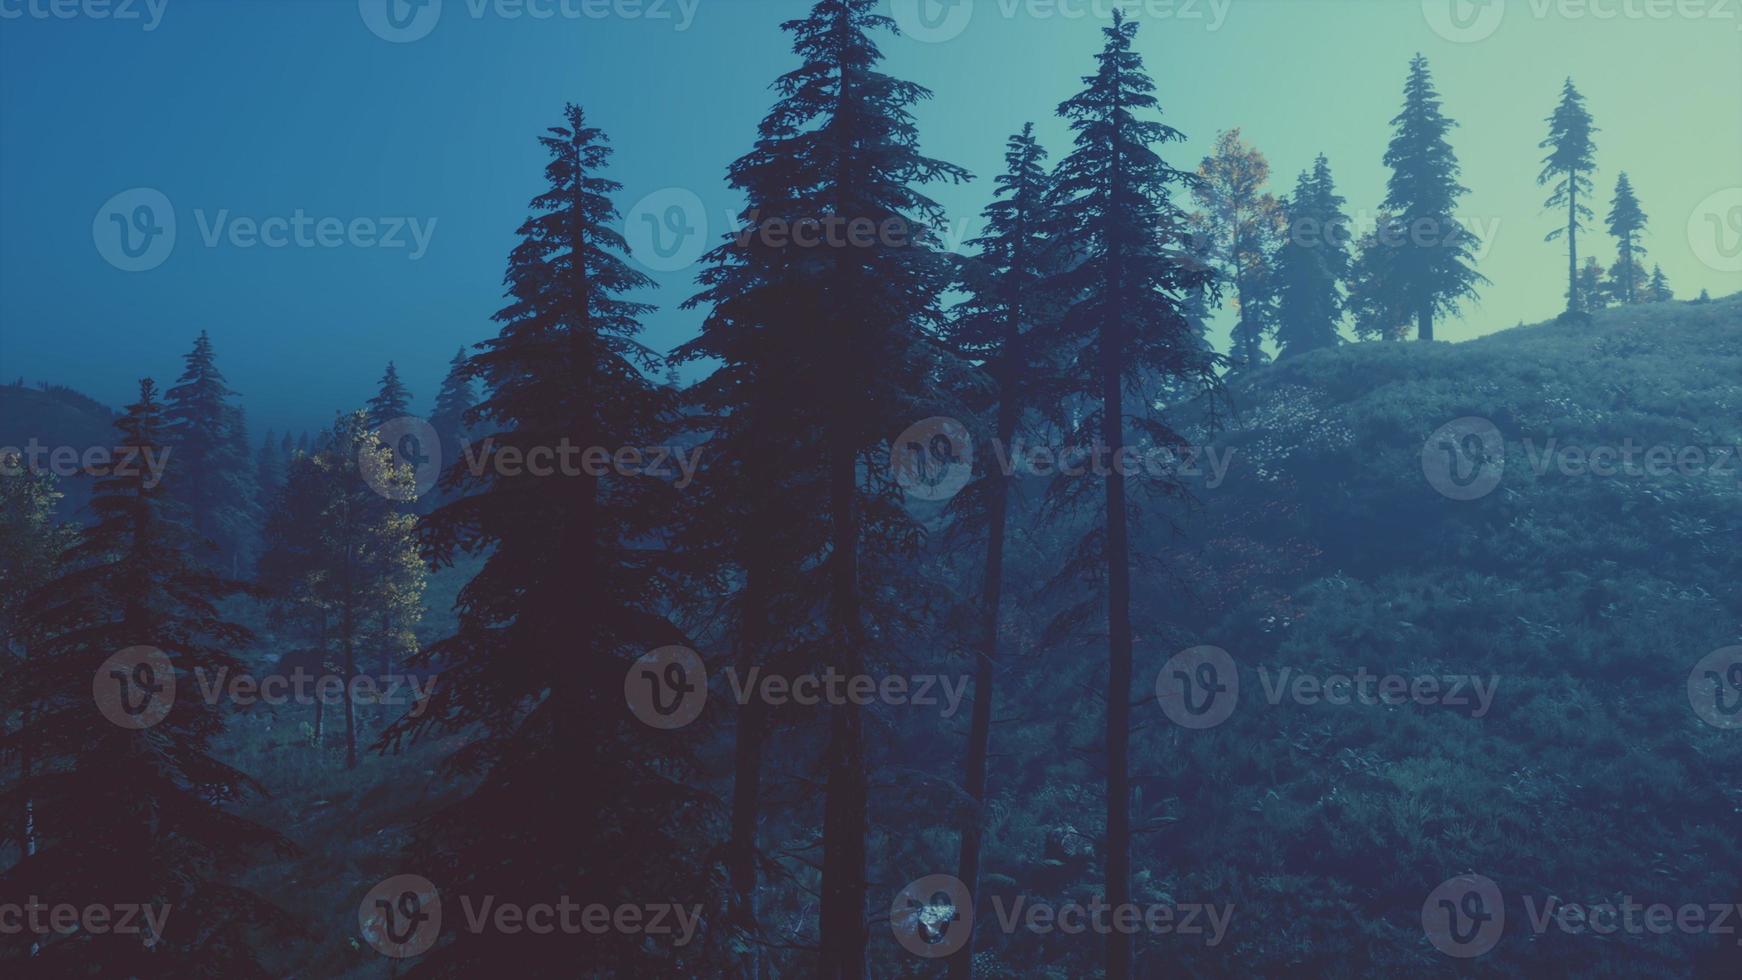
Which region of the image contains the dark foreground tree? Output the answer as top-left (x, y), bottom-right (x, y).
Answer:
top-left (1539, 78), bottom-right (1599, 316)
top-left (1043, 13), bottom-right (1218, 977)
top-left (1378, 55), bottom-right (1484, 341)
top-left (378, 105), bottom-right (714, 975)
top-left (0, 379), bottom-right (294, 975)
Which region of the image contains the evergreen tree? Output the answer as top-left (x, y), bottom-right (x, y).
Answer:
top-left (365, 361), bottom-right (413, 429)
top-left (1377, 55), bottom-right (1485, 341)
top-left (427, 346), bottom-right (477, 476)
top-left (1190, 129), bottom-right (1285, 369)
top-left (1646, 264), bottom-right (1674, 302)
top-left (941, 123), bottom-right (1057, 980)
top-left (1574, 255), bottom-right (1607, 312)
top-left (1539, 78), bottom-right (1599, 316)
top-left (0, 380), bottom-right (292, 975)
top-left (1603, 255), bottom-right (1649, 307)
top-left (378, 104), bottom-right (714, 975)
top-left (163, 330), bottom-right (254, 568)
top-left (1043, 13), bottom-right (1218, 976)
top-left (1272, 155), bottom-right (1352, 357)
top-left (1605, 172), bottom-right (1648, 305)
top-left (256, 428), bottom-right (284, 503)
top-left (257, 412), bottom-right (424, 770)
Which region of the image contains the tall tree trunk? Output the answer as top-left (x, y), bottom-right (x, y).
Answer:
top-left (949, 369), bottom-right (1018, 980)
top-left (819, 432), bottom-right (868, 980)
top-left (1417, 303), bottom-right (1434, 343)
top-left (342, 592), bottom-right (357, 771)
top-left (1103, 89), bottom-right (1134, 980)
top-left (728, 564), bottom-right (769, 980)
top-left (1622, 237), bottom-right (1634, 304)
top-left (1567, 183), bottom-right (1580, 312)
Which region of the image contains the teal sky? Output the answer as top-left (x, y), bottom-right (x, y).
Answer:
top-left (2, 0), bottom-right (1738, 439)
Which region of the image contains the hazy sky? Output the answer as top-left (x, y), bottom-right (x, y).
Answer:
top-left (2, 0), bottom-right (1739, 439)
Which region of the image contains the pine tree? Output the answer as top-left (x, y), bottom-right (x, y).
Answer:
top-left (1272, 155), bottom-right (1352, 356)
top-left (1606, 172), bottom-right (1648, 305)
top-left (365, 361), bottom-right (413, 429)
top-left (1043, 13), bottom-right (1218, 976)
top-left (941, 123), bottom-right (1057, 980)
top-left (1539, 78), bottom-right (1599, 316)
top-left (1378, 55), bottom-right (1485, 341)
top-left (0, 380), bottom-right (293, 974)
top-left (1574, 256), bottom-right (1607, 312)
top-left (1191, 129), bottom-right (1285, 369)
top-left (1646, 264), bottom-right (1673, 302)
top-left (377, 104), bottom-right (714, 975)
top-left (256, 428), bottom-right (284, 503)
top-left (1603, 255), bottom-right (1649, 307)
top-left (427, 346), bottom-right (477, 476)
top-left (163, 330), bottom-right (254, 567)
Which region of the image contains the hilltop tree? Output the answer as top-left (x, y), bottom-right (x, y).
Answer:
top-left (1539, 79), bottom-right (1599, 316)
top-left (1191, 129), bottom-right (1285, 369)
top-left (365, 361), bottom-right (412, 429)
top-left (1604, 255), bottom-right (1649, 307)
top-left (163, 330), bottom-right (254, 567)
top-left (1272, 155), bottom-right (1352, 356)
top-left (1043, 13), bottom-right (1219, 976)
top-left (1646, 265), bottom-right (1674, 302)
top-left (0, 380), bottom-right (293, 974)
top-left (1574, 256), bottom-right (1607, 312)
top-left (377, 104), bottom-right (715, 975)
top-left (940, 123), bottom-right (1057, 980)
top-left (1377, 54), bottom-right (1485, 341)
top-left (1606, 172), bottom-right (1649, 304)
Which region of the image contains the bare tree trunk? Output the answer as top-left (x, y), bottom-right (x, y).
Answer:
top-left (728, 565), bottom-right (769, 980)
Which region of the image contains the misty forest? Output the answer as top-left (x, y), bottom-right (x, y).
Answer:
top-left (1, 1), bottom-right (1740, 977)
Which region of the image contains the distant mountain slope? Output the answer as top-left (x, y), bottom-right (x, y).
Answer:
top-left (0, 383), bottom-right (119, 519)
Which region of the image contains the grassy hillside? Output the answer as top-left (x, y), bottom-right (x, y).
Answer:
top-left (946, 294), bottom-right (1742, 978)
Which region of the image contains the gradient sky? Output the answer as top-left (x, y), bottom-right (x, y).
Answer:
top-left (2, 0), bottom-right (1738, 440)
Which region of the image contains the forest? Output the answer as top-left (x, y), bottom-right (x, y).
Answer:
top-left (1, 1), bottom-right (1739, 977)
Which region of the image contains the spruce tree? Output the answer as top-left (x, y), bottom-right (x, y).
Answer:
top-left (1646, 264), bottom-right (1673, 302)
top-left (365, 361), bottom-right (413, 429)
top-left (427, 347), bottom-right (477, 477)
top-left (1043, 13), bottom-right (1218, 976)
top-left (1539, 78), bottom-right (1599, 316)
top-left (1603, 255), bottom-right (1648, 307)
top-left (1378, 55), bottom-right (1485, 341)
top-left (1605, 172), bottom-right (1648, 304)
top-left (256, 428), bottom-right (284, 503)
top-left (941, 123), bottom-right (1056, 980)
top-left (1574, 256), bottom-right (1607, 312)
top-left (1272, 155), bottom-right (1352, 356)
top-left (377, 104), bottom-right (714, 975)
top-left (163, 330), bottom-right (254, 567)
top-left (0, 380), bottom-right (293, 975)
top-left (1190, 129), bottom-right (1284, 369)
